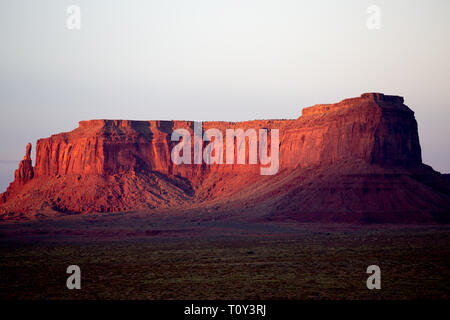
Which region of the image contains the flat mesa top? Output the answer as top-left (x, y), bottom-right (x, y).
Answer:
top-left (45, 92), bottom-right (410, 140)
top-left (77, 92), bottom-right (407, 127)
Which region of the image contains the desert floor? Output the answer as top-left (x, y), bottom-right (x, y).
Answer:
top-left (0, 213), bottom-right (449, 299)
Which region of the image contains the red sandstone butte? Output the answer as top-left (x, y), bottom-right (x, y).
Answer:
top-left (0, 93), bottom-right (449, 223)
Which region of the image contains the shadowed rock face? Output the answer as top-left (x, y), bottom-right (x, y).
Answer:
top-left (0, 93), bottom-right (449, 223)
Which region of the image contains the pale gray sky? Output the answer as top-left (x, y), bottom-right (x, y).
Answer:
top-left (0, 0), bottom-right (449, 191)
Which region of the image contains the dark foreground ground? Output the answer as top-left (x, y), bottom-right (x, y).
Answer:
top-left (0, 213), bottom-right (449, 299)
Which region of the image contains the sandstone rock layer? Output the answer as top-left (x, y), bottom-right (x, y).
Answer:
top-left (1, 93), bottom-right (449, 223)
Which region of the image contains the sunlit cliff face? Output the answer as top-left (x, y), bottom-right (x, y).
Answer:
top-left (2, 93), bottom-right (448, 224)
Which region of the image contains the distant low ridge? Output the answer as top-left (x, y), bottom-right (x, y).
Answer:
top-left (1, 93), bottom-right (449, 223)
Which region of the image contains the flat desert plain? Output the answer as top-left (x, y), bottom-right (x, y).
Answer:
top-left (0, 212), bottom-right (449, 300)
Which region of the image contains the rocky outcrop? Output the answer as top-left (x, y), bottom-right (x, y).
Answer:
top-left (31, 93), bottom-right (423, 177)
top-left (0, 143), bottom-right (34, 205)
top-left (0, 93), bottom-right (449, 223)
top-left (16, 143), bottom-right (34, 184)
